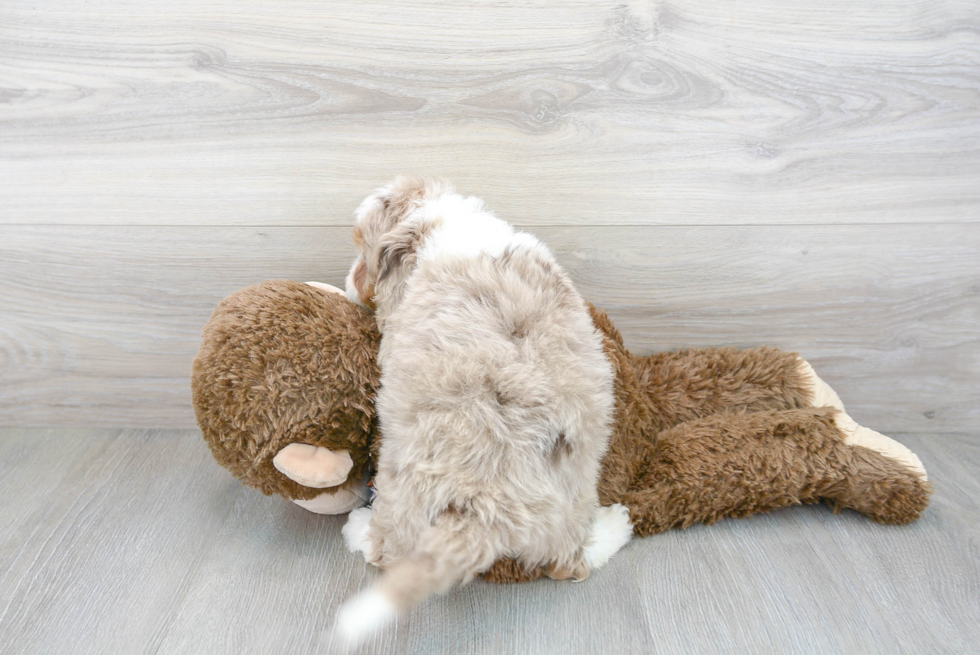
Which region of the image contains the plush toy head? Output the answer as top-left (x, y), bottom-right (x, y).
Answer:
top-left (192, 280), bottom-right (381, 514)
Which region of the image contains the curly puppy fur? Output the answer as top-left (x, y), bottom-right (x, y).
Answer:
top-left (339, 178), bottom-right (617, 628)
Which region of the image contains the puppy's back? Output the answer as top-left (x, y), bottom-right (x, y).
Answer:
top-left (335, 182), bottom-right (620, 647)
top-left (373, 242), bottom-right (615, 564)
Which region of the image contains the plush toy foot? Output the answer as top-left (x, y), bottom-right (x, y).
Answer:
top-left (583, 503), bottom-right (633, 570)
top-left (834, 412), bottom-right (927, 480)
top-left (797, 359), bottom-right (931, 521)
top-left (342, 507), bottom-right (377, 565)
top-left (829, 412), bottom-right (932, 524)
top-left (798, 358), bottom-right (845, 412)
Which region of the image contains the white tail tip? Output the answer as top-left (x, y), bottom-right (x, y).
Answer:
top-left (332, 588), bottom-right (398, 650)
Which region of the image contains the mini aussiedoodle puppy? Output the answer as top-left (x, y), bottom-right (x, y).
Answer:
top-left (334, 177), bottom-right (632, 642)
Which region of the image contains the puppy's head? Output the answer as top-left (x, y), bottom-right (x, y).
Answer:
top-left (346, 176), bottom-right (451, 311)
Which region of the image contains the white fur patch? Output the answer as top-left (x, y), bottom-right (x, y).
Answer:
top-left (834, 412), bottom-right (928, 480)
top-left (509, 230), bottom-right (549, 256)
top-left (354, 185), bottom-right (392, 223)
top-left (332, 588), bottom-right (397, 650)
top-left (416, 194), bottom-right (539, 264)
top-left (583, 504), bottom-right (633, 570)
top-left (798, 358), bottom-right (845, 412)
top-left (342, 507), bottom-right (375, 562)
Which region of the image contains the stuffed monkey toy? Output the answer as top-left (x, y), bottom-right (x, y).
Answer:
top-left (192, 280), bottom-right (931, 583)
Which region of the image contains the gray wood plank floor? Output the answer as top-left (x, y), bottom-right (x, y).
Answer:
top-left (1, 428), bottom-right (977, 654)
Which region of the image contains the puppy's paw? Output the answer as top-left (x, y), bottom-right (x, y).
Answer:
top-left (584, 503), bottom-right (633, 570)
top-left (546, 560), bottom-right (590, 583)
top-left (342, 507), bottom-right (376, 563)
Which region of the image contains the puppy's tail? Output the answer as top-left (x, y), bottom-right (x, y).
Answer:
top-left (332, 513), bottom-right (497, 649)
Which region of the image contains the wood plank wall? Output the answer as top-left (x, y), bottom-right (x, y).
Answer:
top-left (1, 0), bottom-right (978, 431)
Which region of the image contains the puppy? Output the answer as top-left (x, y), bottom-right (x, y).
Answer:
top-left (334, 177), bottom-right (632, 645)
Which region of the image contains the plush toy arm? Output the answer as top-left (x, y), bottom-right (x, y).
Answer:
top-left (615, 407), bottom-right (931, 538)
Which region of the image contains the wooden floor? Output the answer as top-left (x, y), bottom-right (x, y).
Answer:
top-left (1, 428), bottom-right (977, 654)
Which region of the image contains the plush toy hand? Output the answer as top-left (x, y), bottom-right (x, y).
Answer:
top-left (304, 281), bottom-right (345, 296)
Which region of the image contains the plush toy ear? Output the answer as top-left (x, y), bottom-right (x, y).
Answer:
top-left (272, 443), bottom-right (354, 488)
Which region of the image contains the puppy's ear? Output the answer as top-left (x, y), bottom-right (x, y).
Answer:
top-left (377, 219), bottom-right (434, 282)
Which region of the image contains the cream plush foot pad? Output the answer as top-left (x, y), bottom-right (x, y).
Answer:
top-left (797, 358), bottom-right (845, 412)
top-left (834, 412), bottom-right (928, 480)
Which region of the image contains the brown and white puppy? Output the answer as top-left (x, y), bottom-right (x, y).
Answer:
top-left (334, 178), bottom-right (631, 644)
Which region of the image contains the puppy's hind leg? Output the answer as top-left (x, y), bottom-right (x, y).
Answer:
top-left (584, 503), bottom-right (633, 569)
top-left (342, 506), bottom-right (378, 565)
top-left (547, 503), bottom-right (633, 582)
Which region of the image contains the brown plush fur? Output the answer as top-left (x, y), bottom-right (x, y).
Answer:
top-left (482, 307), bottom-right (932, 582)
top-left (192, 281), bottom-right (382, 501)
top-left (193, 281), bottom-right (932, 584)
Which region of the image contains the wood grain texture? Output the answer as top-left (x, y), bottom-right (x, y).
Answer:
top-left (1, 0), bottom-right (978, 226)
top-left (0, 428), bottom-right (976, 654)
top-left (1, 224), bottom-right (977, 432)
top-left (0, 428), bottom-right (244, 655)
